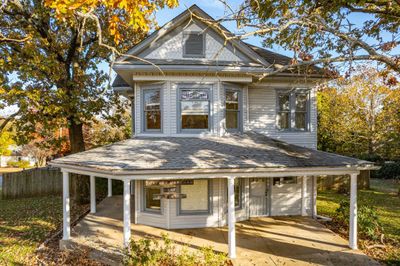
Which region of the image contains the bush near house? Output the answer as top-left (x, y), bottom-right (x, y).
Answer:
top-left (123, 233), bottom-right (230, 266)
top-left (6, 159), bottom-right (31, 169)
top-left (372, 162), bottom-right (400, 180)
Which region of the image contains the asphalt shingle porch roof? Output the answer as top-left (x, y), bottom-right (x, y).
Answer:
top-left (50, 132), bottom-right (372, 173)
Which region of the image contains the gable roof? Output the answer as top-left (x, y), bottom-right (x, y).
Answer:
top-left (111, 74), bottom-right (130, 87)
top-left (115, 4), bottom-right (270, 66)
top-left (50, 132), bottom-right (374, 175)
top-left (113, 4), bottom-right (325, 78)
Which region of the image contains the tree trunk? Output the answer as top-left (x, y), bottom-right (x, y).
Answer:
top-left (68, 117), bottom-right (89, 204)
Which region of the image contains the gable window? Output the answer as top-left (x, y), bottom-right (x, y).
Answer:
top-left (179, 88), bottom-right (210, 131)
top-left (143, 181), bottom-right (161, 213)
top-left (179, 179), bottom-right (211, 215)
top-left (225, 89), bottom-right (241, 131)
top-left (277, 89), bottom-right (309, 131)
top-left (143, 88), bottom-right (161, 132)
top-left (183, 32), bottom-right (205, 57)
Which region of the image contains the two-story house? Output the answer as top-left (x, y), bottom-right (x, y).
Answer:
top-left (50, 5), bottom-right (375, 259)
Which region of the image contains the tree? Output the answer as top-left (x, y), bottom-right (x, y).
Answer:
top-left (0, 0), bottom-right (176, 202)
top-left (317, 66), bottom-right (400, 160)
top-left (197, 0), bottom-right (400, 77)
top-left (0, 131), bottom-right (14, 156)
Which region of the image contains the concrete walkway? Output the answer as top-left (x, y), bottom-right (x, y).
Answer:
top-left (70, 196), bottom-right (378, 266)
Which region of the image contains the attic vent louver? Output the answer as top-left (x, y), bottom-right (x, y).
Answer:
top-left (183, 32), bottom-right (205, 57)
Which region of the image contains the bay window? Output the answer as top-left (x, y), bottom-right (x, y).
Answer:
top-left (179, 88), bottom-right (210, 131)
top-left (277, 89), bottom-right (309, 131)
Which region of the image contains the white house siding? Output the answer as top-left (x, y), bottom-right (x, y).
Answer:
top-left (140, 20), bottom-right (249, 63)
top-left (246, 85), bottom-right (318, 149)
top-left (135, 177), bottom-right (313, 229)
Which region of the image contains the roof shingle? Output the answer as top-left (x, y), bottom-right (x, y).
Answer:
top-left (50, 132), bottom-right (371, 173)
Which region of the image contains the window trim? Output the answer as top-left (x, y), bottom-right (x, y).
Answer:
top-left (177, 179), bottom-right (213, 216)
top-left (177, 85), bottom-right (212, 133)
top-left (224, 85), bottom-right (243, 133)
top-left (182, 31), bottom-right (206, 58)
top-left (234, 178), bottom-right (244, 210)
top-left (141, 85), bottom-right (163, 133)
top-left (142, 181), bottom-right (162, 214)
top-left (275, 88), bottom-right (310, 132)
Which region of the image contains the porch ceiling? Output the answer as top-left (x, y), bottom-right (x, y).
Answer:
top-left (50, 132), bottom-right (373, 175)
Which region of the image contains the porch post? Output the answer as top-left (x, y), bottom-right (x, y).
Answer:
top-left (90, 175), bottom-right (96, 214)
top-left (123, 179), bottom-right (131, 247)
top-left (312, 176), bottom-right (317, 218)
top-left (62, 171), bottom-right (70, 240)
top-left (108, 178), bottom-right (112, 197)
top-left (349, 173), bottom-right (358, 249)
top-left (301, 176), bottom-right (307, 216)
top-left (227, 176), bottom-right (236, 259)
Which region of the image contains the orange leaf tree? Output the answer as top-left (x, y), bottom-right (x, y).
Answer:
top-left (0, 0), bottom-right (177, 202)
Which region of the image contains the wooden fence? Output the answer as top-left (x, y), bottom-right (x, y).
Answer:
top-left (318, 170), bottom-right (370, 191)
top-left (1, 167), bottom-right (62, 199)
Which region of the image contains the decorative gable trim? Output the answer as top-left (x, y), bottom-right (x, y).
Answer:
top-left (116, 5), bottom-right (270, 66)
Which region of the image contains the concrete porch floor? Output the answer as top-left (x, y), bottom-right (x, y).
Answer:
top-left (69, 196), bottom-right (378, 266)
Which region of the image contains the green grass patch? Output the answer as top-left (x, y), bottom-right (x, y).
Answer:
top-left (317, 181), bottom-right (400, 264)
top-left (0, 196), bottom-right (63, 265)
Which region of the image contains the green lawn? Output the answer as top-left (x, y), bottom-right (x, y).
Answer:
top-left (0, 196), bottom-right (63, 265)
top-left (317, 180), bottom-right (400, 264)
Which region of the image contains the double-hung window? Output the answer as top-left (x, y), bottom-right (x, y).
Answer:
top-left (277, 89), bottom-right (310, 131)
top-left (179, 88), bottom-right (210, 132)
top-left (143, 88), bottom-right (161, 132)
top-left (225, 89), bottom-right (241, 131)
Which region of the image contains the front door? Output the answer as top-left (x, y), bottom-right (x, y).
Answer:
top-left (249, 178), bottom-right (269, 216)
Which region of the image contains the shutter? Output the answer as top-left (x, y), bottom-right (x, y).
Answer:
top-left (184, 33), bottom-right (204, 56)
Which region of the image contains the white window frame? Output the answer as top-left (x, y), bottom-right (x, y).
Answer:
top-left (177, 179), bottom-right (212, 215)
top-left (224, 86), bottom-right (242, 133)
top-left (276, 88), bottom-right (310, 131)
top-left (142, 85), bottom-right (163, 133)
top-left (178, 85), bottom-right (212, 133)
top-left (142, 181), bottom-right (162, 214)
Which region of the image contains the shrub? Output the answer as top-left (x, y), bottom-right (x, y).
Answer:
top-left (372, 162), bottom-right (400, 180)
top-left (335, 200), bottom-right (383, 240)
top-left (7, 159), bottom-right (31, 168)
top-left (123, 233), bottom-right (229, 266)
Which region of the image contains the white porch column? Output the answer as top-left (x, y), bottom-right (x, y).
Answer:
top-left (301, 176), bottom-right (307, 216)
top-left (349, 173), bottom-right (358, 249)
top-left (123, 179), bottom-right (131, 247)
top-left (90, 175), bottom-right (96, 214)
top-left (62, 171), bottom-right (70, 240)
top-left (312, 176), bottom-right (317, 218)
top-left (108, 178), bottom-right (112, 197)
top-left (227, 176), bottom-right (236, 259)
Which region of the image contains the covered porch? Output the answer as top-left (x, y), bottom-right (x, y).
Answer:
top-left (67, 195), bottom-right (377, 265)
top-left (50, 133), bottom-right (376, 260)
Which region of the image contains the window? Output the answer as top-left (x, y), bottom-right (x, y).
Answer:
top-left (183, 32), bottom-right (205, 57)
top-left (225, 178), bottom-right (243, 209)
top-left (143, 181), bottom-right (161, 212)
top-left (179, 179), bottom-right (210, 214)
top-left (179, 89), bottom-right (210, 131)
top-left (143, 89), bottom-right (161, 131)
top-left (277, 89), bottom-right (309, 131)
top-left (225, 90), bottom-right (240, 131)
top-left (234, 178), bottom-right (243, 209)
